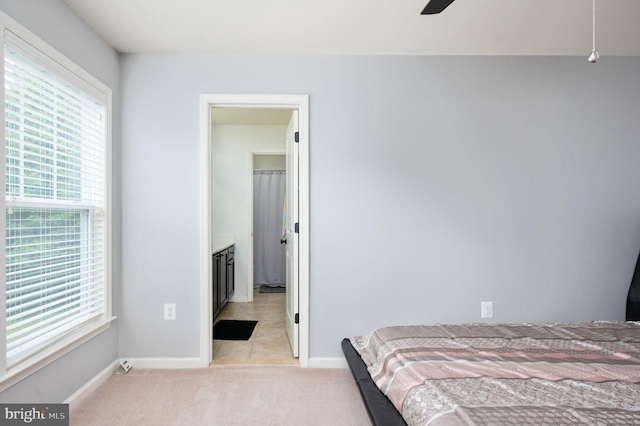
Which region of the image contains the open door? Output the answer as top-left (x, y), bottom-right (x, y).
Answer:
top-left (285, 110), bottom-right (299, 357)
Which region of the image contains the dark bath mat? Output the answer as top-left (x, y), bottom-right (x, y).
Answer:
top-left (213, 320), bottom-right (258, 340)
top-left (259, 285), bottom-right (285, 293)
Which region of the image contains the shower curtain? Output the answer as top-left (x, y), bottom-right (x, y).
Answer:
top-left (253, 170), bottom-right (286, 287)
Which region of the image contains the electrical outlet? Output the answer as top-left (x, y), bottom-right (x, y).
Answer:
top-left (164, 303), bottom-right (176, 320)
top-left (116, 359), bottom-right (132, 375)
top-left (481, 301), bottom-right (493, 319)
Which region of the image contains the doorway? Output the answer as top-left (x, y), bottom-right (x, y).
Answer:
top-left (198, 94), bottom-right (310, 367)
top-left (252, 157), bottom-right (286, 291)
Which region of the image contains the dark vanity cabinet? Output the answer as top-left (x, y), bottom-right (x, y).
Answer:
top-left (213, 245), bottom-right (235, 319)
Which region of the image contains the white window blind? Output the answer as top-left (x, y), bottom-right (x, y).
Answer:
top-left (4, 32), bottom-right (107, 367)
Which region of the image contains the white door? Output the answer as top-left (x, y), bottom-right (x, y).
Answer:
top-left (285, 110), bottom-right (299, 357)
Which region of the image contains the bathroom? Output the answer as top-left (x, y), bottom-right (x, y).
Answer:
top-left (210, 107), bottom-right (296, 363)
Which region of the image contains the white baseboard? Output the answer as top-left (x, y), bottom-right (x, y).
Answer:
top-left (229, 295), bottom-right (248, 303)
top-left (127, 357), bottom-right (205, 369)
top-left (308, 357), bottom-right (348, 369)
top-left (65, 359), bottom-right (120, 411)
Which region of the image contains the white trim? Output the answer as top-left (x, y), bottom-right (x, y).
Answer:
top-left (297, 96), bottom-right (310, 368)
top-left (199, 95), bottom-right (213, 368)
top-left (0, 23), bottom-right (7, 377)
top-left (0, 317), bottom-right (116, 392)
top-left (308, 357), bottom-right (349, 369)
top-left (126, 357), bottom-right (204, 369)
top-left (199, 94), bottom-right (310, 368)
top-left (105, 90), bottom-right (114, 321)
top-left (65, 359), bottom-right (120, 411)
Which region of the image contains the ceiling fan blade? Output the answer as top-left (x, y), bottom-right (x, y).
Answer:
top-left (421, 0), bottom-right (456, 14)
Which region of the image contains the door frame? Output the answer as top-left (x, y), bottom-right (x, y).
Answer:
top-left (247, 150), bottom-right (286, 304)
top-left (199, 94), bottom-right (310, 367)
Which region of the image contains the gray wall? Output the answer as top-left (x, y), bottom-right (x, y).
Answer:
top-left (120, 53), bottom-right (640, 359)
top-left (211, 125), bottom-right (287, 301)
top-left (4, 0), bottom-right (638, 405)
top-left (0, 0), bottom-right (120, 402)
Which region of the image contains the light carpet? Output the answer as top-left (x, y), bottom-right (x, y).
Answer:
top-left (70, 366), bottom-right (371, 426)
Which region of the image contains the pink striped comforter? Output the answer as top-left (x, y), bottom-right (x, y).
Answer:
top-left (350, 321), bottom-right (640, 425)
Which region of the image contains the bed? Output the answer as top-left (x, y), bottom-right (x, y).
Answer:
top-left (343, 321), bottom-right (640, 425)
top-left (344, 252), bottom-right (640, 425)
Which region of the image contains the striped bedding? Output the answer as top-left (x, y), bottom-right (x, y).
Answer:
top-left (349, 321), bottom-right (640, 425)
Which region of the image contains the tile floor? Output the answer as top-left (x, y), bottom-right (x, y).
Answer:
top-left (212, 288), bottom-right (298, 365)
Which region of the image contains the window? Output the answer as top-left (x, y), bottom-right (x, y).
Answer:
top-left (1, 20), bottom-right (112, 385)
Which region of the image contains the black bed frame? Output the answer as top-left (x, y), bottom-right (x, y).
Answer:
top-left (627, 250), bottom-right (640, 321)
top-left (341, 338), bottom-right (407, 426)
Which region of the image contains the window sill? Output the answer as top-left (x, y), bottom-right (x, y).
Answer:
top-left (0, 316), bottom-right (117, 393)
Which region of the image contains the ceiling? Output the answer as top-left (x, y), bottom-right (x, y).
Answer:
top-left (211, 108), bottom-right (293, 126)
top-left (63, 0), bottom-right (640, 56)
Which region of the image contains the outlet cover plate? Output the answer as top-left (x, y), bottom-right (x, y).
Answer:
top-left (481, 301), bottom-right (493, 319)
top-left (164, 303), bottom-right (176, 320)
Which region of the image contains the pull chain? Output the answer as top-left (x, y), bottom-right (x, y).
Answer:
top-left (588, 0), bottom-right (599, 63)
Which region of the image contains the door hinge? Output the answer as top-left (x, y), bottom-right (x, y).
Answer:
top-left (295, 313), bottom-right (299, 324)
top-left (294, 131), bottom-right (299, 143)
top-left (294, 222), bottom-right (299, 233)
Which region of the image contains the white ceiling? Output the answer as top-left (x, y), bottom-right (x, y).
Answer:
top-left (211, 108), bottom-right (293, 125)
top-left (63, 0), bottom-right (640, 56)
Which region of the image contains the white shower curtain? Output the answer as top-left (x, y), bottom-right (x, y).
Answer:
top-left (253, 170), bottom-right (286, 287)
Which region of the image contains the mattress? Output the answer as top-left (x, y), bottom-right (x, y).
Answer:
top-left (348, 321), bottom-right (640, 425)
